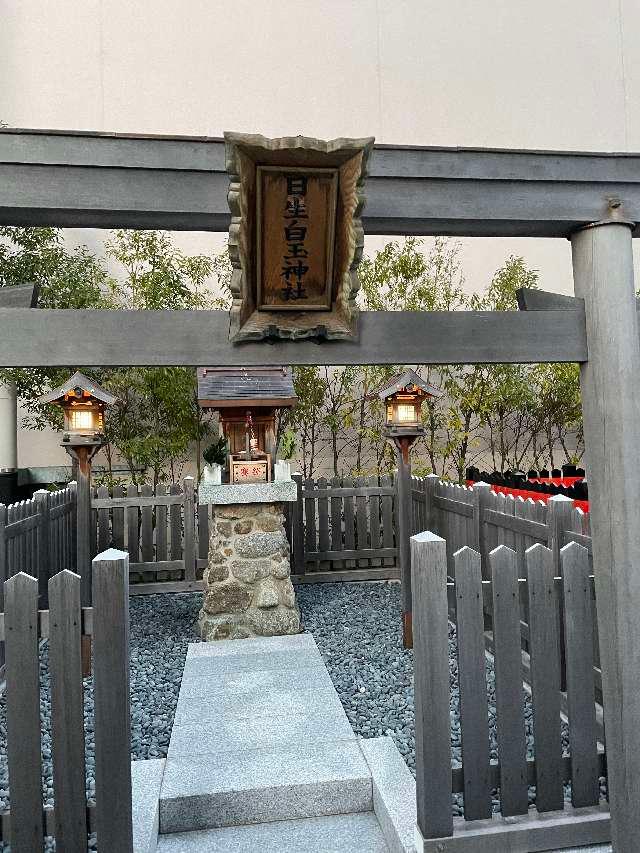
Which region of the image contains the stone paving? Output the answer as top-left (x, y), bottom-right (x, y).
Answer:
top-left (153, 633), bottom-right (413, 851)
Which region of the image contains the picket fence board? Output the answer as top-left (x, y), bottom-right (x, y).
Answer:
top-left (92, 551), bottom-right (133, 852)
top-left (356, 478), bottom-right (369, 568)
top-left (170, 483), bottom-right (182, 562)
top-left (343, 476), bottom-right (356, 568)
top-left (140, 484), bottom-right (154, 563)
top-left (112, 484), bottom-right (125, 550)
top-left (526, 545), bottom-right (564, 812)
top-left (317, 477), bottom-right (330, 572)
top-left (49, 570), bottom-right (87, 852)
top-left (381, 474), bottom-right (396, 567)
top-left (454, 547), bottom-right (492, 820)
top-left (183, 477), bottom-right (196, 581)
top-left (5, 572), bottom-right (43, 852)
top-left (412, 533), bottom-right (454, 839)
top-left (562, 542), bottom-right (600, 807)
top-left (157, 489), bottom-right (169, 562)
top-left (490, 546), bottom-right (529, 817)
top-left (330, 476), bottom-right (344, 570)
top-left (126, 484), bottom-right (139, 563)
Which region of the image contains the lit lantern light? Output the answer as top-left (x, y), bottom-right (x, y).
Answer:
top-left (39, 371), bottom-right (117, 451)
top-left (378, 371), bottom-right (442, 436)
top-left (375, 369), bottom-right (442, 651)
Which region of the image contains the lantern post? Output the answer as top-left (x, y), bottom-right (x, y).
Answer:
top-left (39, 372), bottom-right (117, 673)
top-left (377, 370), bottom-right (442, 649)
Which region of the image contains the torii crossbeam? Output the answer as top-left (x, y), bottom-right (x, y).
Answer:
top-left (1, 127), bottom-right (640, 853)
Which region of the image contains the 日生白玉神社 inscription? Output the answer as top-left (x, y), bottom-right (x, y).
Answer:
top-left (257, 167), bottom-right (337, 310)
top-left (225, 132), bottom-right (374, 342)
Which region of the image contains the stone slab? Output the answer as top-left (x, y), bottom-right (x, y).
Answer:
top-left (182, 647), bottom-right (325, 678)
top-left (168, 709), bottom-right (355, 756)
top-left (178, 664), bottom-right (336, 698)
top-left (160, 740), bottom-right (372, 832)
top-left (157, 812), bottom-right (390, 852)
top-left (173, 686), bottom-right (346, 726)
top-left (131, 758), bottom-right (165, 853)
top-left (198, 480), bottom-right (298, 505)
top-left (186, 632), bottom-right (316, 658)
top-left (360, 736), bottom-right (417, 853)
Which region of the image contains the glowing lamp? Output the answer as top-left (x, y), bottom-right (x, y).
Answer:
top-left (378, 374), bottom-right (441, 434)
top-left (39, 372), bottom-right (117, 450)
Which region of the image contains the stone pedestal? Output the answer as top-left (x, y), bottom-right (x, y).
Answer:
top-left (197, 481), bottom-right (300, 641)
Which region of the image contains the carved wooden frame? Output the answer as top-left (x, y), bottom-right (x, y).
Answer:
top-left (225, 131), bottom-right (374, 342)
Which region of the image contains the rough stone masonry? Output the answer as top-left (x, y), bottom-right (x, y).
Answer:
top-left (197, 499), bottom-right (301, 640)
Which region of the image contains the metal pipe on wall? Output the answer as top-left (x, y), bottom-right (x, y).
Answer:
top-left (0, 381), bottom-right (18, 472)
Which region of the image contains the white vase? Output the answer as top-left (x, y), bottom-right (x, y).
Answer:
top-left (274, 460), bottom-right (292, 482)
top-left (202, 463), bottom-right (222, 485)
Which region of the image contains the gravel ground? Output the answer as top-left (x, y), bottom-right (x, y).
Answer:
top-left (0, 581), bottom-right (603, 849)
top-left (0, 593), bottom-right (202, 852)
top-left (297, 580), bottom-right (592, 814)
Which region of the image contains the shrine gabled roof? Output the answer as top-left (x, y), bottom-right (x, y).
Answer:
top-left (198, 366), bottom-right (297, 408)
top-left (376, 368), bottom-right (442, 401)
top-left (39, 371), bottom-right (118, 405)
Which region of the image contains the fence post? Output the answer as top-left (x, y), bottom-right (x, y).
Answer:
top-left (292, 473), bottom-right (305, 576)
top-left (92, 549), bottom-right (133, 853)
top-left (0, 503), bottom-right (5, 670)
top-left (411, 531), bottom-right (453, 843)
top-left (546, 494), bottom-right (574, 690)
top-left (471, 482), bottom-right (492, 577)
top-left (76, 468), bottom-right (92, 605)
top-left (0, 503), bottom-right (6, 606)
top-left (34, 489), bottom-right (51, 608)
top-left (395, 455), bottom-right (413, 647)
top-left (423, 473), bottom-right (440, 534)
top-left (183, 476), bottom-right (196, 582)
top-left (68, 481), bottom-right (78, 571)
top-left (49, 569), bottom-right (87, 851)
top-left (5, 571), bottom-right (43, 851)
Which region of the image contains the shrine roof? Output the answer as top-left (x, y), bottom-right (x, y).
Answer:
top-left (198, 366), bottom-right (296, 408)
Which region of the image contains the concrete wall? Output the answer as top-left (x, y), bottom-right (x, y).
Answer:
top-left (1, 0), bottom-right (639, 471)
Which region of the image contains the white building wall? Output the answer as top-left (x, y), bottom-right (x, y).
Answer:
top-left (1, 0), bottom-right (639, 471)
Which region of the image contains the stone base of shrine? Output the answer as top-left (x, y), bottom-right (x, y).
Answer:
top-left (197, 481), bottom-right (300, 641)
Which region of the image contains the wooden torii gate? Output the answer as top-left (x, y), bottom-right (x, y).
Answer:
top-left (2, 128), bottom-right (640, 852)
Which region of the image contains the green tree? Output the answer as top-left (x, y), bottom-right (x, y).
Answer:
top-left (1, 227), bottom-right (231, 485)
top-left (289, 366), bottom-right (327, 478)
top-left (529, 362), bottom-right (583, 469)
top-left (358, 237), bottom-right (467, 475)
top-left (469, 256), bottom-right (541, 472)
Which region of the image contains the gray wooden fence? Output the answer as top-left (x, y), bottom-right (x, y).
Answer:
top-left (411, 477), bottom-right (601, 702)
top-left (290, 473), bottom-right (399, 583)
top-left (412, 533), bottom-right (608, 852)
top-left (0, 485), bottom-right (77, 604)
top-left (0, 551), bottom-right (133, 852)
top-left (0, 485), bottom-right (77, 673)
top-left (90, 477), bottom-right (213, 595)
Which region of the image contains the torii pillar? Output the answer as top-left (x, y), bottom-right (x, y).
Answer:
top-left (571, 218), bottom-right (640, 853)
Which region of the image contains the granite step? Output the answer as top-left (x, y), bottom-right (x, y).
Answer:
top-left (159, 634), bottom-right (372, 833)
top-left (159, 738), bottom-right (372, 833)
top-left (156, 811), bottom-right (390, 852)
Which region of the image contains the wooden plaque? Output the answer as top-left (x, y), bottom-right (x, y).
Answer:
top-left (225, 132), bottom-right (374, 342)
top-left (231, 459), bottom-right (269, 484)
top-left (257, 166), bottom-right (338, 311)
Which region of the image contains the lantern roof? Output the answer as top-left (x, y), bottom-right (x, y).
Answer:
top-left (39, 371), bottom-right (118, 406)
top-left (198, 366), bottom-right (297, 409)
top-left (376, 368), bottom-right (442, 402)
